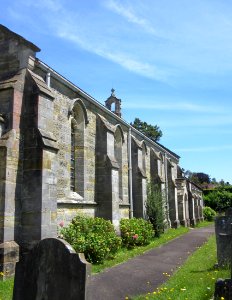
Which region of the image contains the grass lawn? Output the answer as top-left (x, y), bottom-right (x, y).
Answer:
top-left (92, 222), bottom-right (215, 274)
top-left (0, 222), bottom-right (214, 299)
top-left (0, 277), bottom-right (14, 300)
top-left (195, 220), bottom-right (214, 228)
top-left (134, 235), bottom-right (230, 300)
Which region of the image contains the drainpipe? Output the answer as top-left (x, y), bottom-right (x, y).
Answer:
top-left (164, 152), bottom-right (170, 227)
top-left (46, 72), bottom-right (51, 87)
top-left (128, 127), bottom-right (133, 218)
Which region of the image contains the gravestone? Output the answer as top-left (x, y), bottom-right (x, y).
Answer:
top-left (13, 238), bottom-right (91, 300)
top-left (215, 208), bottom-right (232, 267)
top-left (214, 278), bottom-right (232, 299)
top-left (214, 208), bottom-right (232, 299)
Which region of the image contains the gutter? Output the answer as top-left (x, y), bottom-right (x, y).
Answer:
top-left (35, 58), bottom-right (180, 162)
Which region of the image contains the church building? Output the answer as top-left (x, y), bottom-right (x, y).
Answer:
top-left (0, 25), bottom-right (204, 279)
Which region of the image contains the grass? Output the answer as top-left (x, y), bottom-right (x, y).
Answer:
top-left (133, 235), bottom-right (230, 300)
top-left (92, 221), bottom-right (214, 274)
top-left (0, 277), bottom-right (14, 300)
top-left (92, 226), bottom-right (189, 273)
top-left (0, 222), bottom-right (213, 299)
top-left (194, 220), bottom-right (214, 228)
top-left (0, 228), bottom-right (189, 299)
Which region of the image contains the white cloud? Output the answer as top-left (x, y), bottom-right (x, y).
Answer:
top-left (97, 51), bottom-right (168, 80)
top-left (104, 0), bottom-right (156, 35)
top-left (56, 23), bottom-right (169, 81)
top-left (12, 0), bottom-right (169, 82)
top-left (8, 0), bottom-right (232, 83)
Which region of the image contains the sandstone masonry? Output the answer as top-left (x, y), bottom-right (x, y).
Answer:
top-left (0, 25), bottom-right (204, 279)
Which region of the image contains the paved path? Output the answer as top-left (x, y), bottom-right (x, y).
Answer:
top-left (88, 226), bottom-right (214, 300)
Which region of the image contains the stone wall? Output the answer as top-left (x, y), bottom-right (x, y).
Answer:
top-left (0, 25), bottom-right (204, 279)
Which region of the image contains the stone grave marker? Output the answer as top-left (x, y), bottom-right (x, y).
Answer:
top-left (214, 208), bottom-right (232, 299)
top-left (215, 208), bottom-right (232, 267)
top-left (13, 238), bottom-right (91, 300)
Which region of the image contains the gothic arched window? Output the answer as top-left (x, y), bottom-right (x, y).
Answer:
top-left (70, 99), bottom-right (88, 196)
top-left (70, 121), bottom-right (75, 191)
top-left (114, 125), bottom-right (124, 201)
top-left (141, 141), bottom-right (147, 176)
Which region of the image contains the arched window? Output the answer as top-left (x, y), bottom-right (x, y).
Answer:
top-left (70, 121), bottom-right (75, 191)
top-left (114, 125), bottom-right (124, 201)
top-left (150, 149), bottom-right (163, 187)
top-left (70, 99), bottom-right (88, 196)
top-left (0, 114), bottom-right (5, 138)
top-left (141, 141), bottom-right (147, 175)
top-left (159, 153), bottom-right (164, 178)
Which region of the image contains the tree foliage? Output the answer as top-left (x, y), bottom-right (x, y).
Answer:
top-left (145, 182), bottom-right (165, 237)
top-left (184, 170), bottom-right (231, 189)
top-left (130, 118), bottom-right (162, 142)
top-left (183, 169), bottom-right (232, 212)
top-left (203, 186), bottom-right (232, 212)
top-left (184, 170), bottom-right (210, 186)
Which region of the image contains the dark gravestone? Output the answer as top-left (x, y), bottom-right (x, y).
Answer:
top-left (214, 208), bottom-right (232, 299)
top-left (13, 238), bottom-right (91, 300)
top-left (215, 210), bottom-right (232, 267)
top-left (214, 278), bottom-right (232, 299)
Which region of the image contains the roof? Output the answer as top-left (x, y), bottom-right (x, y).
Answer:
top-left (156, 141), bottom-right (180, 159)
top-left (36, 58), bottom-right (180, 161)
top-left (0, 24), bottom-right (40, 53)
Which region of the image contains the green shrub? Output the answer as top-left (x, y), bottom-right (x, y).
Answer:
top-left (203, 206), bottom-right (216, 221)
top-left (146, 182), bottom-right (165, 237)
top-left (60, 216), bottom-right (121, 264)
top-left (120, 218), bottom-right (154, 248)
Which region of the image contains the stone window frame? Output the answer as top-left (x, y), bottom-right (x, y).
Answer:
top-left (150, 148), bottom-right (164, 185)
top-left (69, 99), bottom-right (89, 197)
top-left (131, 136), bottom-right (147, 178)
top-left (114, 124), bottom-right (125, 202)
top-left (159, 152), bottom-right (164, 178)
top-left (70, 122), bottom-right (75, 191)
top-left (0, 114), bottom-right (5, 137)
top-left (141, 140), bottom-right (147, 176)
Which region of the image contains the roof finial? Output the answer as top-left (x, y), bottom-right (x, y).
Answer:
top-left (111, 88), bottom-right (115, 96)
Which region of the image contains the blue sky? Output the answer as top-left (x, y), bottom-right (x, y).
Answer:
top-left (1, 0), bottom-right (232, 183)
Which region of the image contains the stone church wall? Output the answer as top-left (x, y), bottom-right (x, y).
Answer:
top-left (0, 25), bottom-right (204, 279)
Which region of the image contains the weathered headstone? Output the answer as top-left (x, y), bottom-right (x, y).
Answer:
top-left (215, 209), bottom-right (232, 267)
top-left (13, 238), bottom-right (91, 300)
top-left (214, 278), bottom-right (232, 299)
top-left (0, 241), bottom-right (19, 280)
top-left (214, 208), bottom-right (232, 299)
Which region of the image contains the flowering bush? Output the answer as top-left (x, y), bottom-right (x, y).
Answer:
top-left (60, 215), bottom-right (121, 264)
top-left (120, 218), bottom-right (154, 248)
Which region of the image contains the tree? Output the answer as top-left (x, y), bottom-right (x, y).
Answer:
top-left (184, 171), bottom-right (210, 186)
top-left (145, 182), bottom-right (165, 237)
top-left (211, 178), bottom-right (217, 184)
top-left (203, 186), bottom-right (232, 212)
top-left (130, 118), bottom-right (162, 142)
